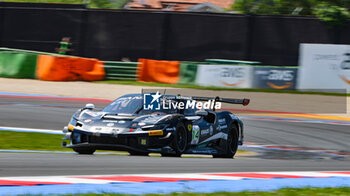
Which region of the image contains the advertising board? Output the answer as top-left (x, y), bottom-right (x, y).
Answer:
top-left (298, 44), bottom-right (350, 91)
top-left (195, 65), bottom-right (253, 88)
top-left (252, 67), bottom-right (298, 90)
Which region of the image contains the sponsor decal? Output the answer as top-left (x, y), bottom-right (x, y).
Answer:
top-left (220, 67), bottom-right (246, 86)
top-left (166, 127), bottom-right (176, 131)
top-left (341, 53), bottom-right (350, 69)
top-left (339, 53), bottom-right (350, 85)
top-left (191, 125), bottom-right (200, 145)
top-left (339, 75), bottom-right (350, 84)
top-left (217, 124), bottom-right (228, 131)
top-left (221, 80), bottom-right (244, 86)
top-left (218, 118), bottom-right (226, 124)
top-left (111, 129), bottom-right (119, 136)
top-left (190, 149), bottom-right (218, 154)
top-left (221, 67), bottom-right (245, 78)
top-left (266, 81), bottom-right (293, 89)
top-left (84, 119), bottom-right (92, 123)
top-left (188, 124), bottom-right (192, 131)
top-left (253, 68), bottom-right (297, 90)
top-left (106, 123), bottom-right (114, 127)
top-left (201, 129), bottom-right (209, 136)
top-left (196, 65), bottom-right (253, 88)
top-left (91, 127), bottom-right (119, 134)
top-left (118, 120), bottom-right (126, 124)
top-left (140, 138), bottom-right (147, 145)
top-left (102, 120), bottom-right (117, 123)
top-left (85, 111), bottom-right (98, 117)
top-left (148, 130), bottom-right (163, 136)
top-left (138, 122), bottom-right (146, 126)
top-left (209, 126), bottom-right (213, 135)
top-left (131, 123), bottom-right (137, 127)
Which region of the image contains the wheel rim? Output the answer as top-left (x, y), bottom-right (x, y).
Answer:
top-left (177, 127), bottom-right (186, 152)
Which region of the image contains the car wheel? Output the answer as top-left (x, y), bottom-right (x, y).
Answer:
top-left (73, 147), bottom-right (96, 155)
top-left (213, 124), bottom-right (238, 158)
top-left (129, 151), bottom-right (149, 156)
top-left (162, 122), bottom-right (187, 157)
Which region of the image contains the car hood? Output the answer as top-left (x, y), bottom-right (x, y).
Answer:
top-left (75, 110), bottom-right (171, 133)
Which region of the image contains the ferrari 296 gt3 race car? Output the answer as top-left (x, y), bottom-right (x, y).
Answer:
top-left (62, 93), bottom-right (249, 158)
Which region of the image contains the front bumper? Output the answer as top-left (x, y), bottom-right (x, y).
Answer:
top-left (63, 126), bottom-right (173, 151)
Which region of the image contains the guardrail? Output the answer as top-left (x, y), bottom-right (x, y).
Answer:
top-left (103, 61), bottom-right (139, 81)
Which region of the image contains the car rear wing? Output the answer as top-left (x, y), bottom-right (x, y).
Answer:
top-left (191, 96), bottom-right (250, 106)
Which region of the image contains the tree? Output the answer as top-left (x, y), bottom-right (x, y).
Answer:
top-left (314, 2), bottom-right (350, 27)
top-left (231, 0), bottom-right (350, 27)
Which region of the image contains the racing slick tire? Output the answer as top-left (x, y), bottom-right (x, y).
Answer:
top-left (213, 124), bottom-right (239, 158)
top-left (73, 147), bottom-right (96, 155)
top-left (161, 122), bottom-right (187, 157)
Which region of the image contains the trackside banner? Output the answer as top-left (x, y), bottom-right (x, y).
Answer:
top-left (252, 67), bottom-right (298, 90)
top-left (298, 44), bottom-right (350, 91)
top-left (195, 65), bottom-right (253, 88)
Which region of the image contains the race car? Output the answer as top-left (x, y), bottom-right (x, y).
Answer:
top-left (62, 93), bottom-right (250, 158)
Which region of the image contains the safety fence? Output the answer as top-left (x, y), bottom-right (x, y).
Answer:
top-left (0, 47), bottom-right (296, 90)
top-left (104, 61), bottom-right (139, 81)
top-left (2, 45), bottom-right (348, 92)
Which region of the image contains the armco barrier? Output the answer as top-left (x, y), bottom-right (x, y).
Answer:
top-left (138, 59), bottom-right (180, 84)
top-left (103, 61), bottom-right (139, 81)
top-left (0, 51), bottom-right (37, 78)
top-left (36, 55), bottom-right (105, 81)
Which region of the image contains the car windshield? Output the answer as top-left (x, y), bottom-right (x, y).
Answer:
top-left (103, 95), bottom-right (197, 115)
top-left (103, 96), bottom-right (143, 114)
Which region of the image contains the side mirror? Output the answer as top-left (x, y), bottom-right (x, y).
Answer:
top-left (195, 110), bottom-right (208, 117)
top-left (84, 103), bottom-right (95, 110)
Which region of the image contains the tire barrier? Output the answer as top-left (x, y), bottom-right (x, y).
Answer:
top-left (103, 61), bottom-right (139, 81)
top-left (36, 55), bottom-right (105, 81)
top-left (137, 59), bottom-right (180, 84)
top-left (0, 51), bottom-right (37, 78)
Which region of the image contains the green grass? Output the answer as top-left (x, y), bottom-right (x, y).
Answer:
top-left (61, 187), bottom-right (350, 196)
top-left (94, 80), bottom-right (349, 97)
top-left (0, 131), bottom-right (251, 156)
top-left (0, 131), bottom-right (70, 151)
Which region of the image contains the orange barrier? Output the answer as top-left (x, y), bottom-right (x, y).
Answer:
top-left (137, 59), bottom-right (179, 84)
top-left (36, 55), bottom-right (105, 81)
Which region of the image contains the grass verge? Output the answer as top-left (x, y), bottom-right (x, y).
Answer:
top-left (63, 187), bottom-right (350, 196)
top-left (94, 80), bottom-right (349, 97)
top-left (0, 131), bottom-right (250, 156)
top-left (0, 131), bottom-right (69, 151)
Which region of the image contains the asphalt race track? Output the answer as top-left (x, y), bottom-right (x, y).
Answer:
top-left (0, 96), bottom-right (350, 177)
